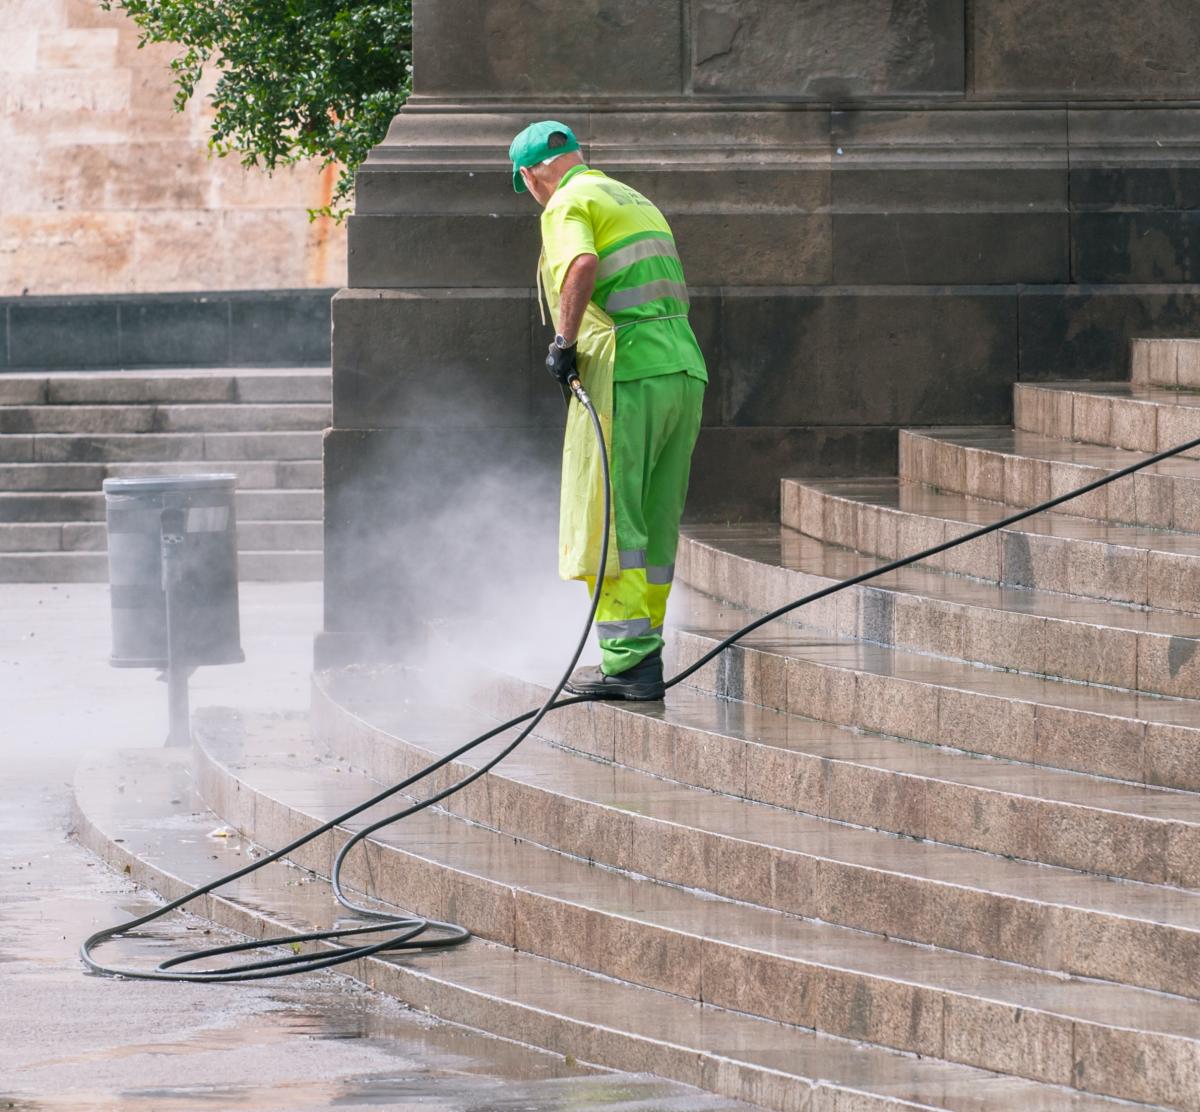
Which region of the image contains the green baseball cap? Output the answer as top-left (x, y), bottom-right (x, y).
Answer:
top-left (509, 120), bottom-right (580, 193)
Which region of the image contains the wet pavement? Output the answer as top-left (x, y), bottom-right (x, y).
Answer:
top-left (0, 582), bottom-right (748, 1112)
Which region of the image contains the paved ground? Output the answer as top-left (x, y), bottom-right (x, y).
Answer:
top-left (0, 581), bottom-right (741, 1112)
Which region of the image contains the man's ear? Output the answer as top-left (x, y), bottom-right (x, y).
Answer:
top-left (519, 165), bottom-right (534, 190)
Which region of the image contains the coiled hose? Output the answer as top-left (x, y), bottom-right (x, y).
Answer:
top-left (82, 390), bottom-right (1200, 982)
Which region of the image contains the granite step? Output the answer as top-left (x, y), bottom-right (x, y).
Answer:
top-left (208, 519), bottom-right (325, 552)
top-left (440, 643), bottom-right (1200, 891)
top-left (0, 461), bottom-right (107, 490)
top-left (0, 401), bottom-right (330, 435)
top-left (199, 431), bottom-right (325, 462)
top-left (313, 664), bottom-right (1200, 971)
top-left (192, 709), bottom-right (1200, 1109)
top-left (0, 487), bottom-right (322, 522)
top-left (0, 430), bottom-right (324, 463)
top-left (679, 522), bottom-right (1200, 698)
top-left (1131, 339), bottom-right (1200, 390)
top-left (73, 749), bottom-right (1126, 1112)
top-left (0, 367), bottom-right (332, 406)
top-left (1014, 382), bottom-right (1200, 455)
top-left (0, 523), bottom-right (63, 552)
top-left (8, 518), bottom-right (322, 553)
top-left (0, 548), bottom-right (322, 582)
top-left (898, 426), bottom-right (1200, 531)
top-left (0, 458), bottom-right (322, 491)
top-left (237, 549), bottom-right (323, 581)
top-left (0, 369), bottom-right (328, 581)
top-left (664, 583), bottom-right (1200, 794)
top-left (102, 458), bottom-right (323, 489)
top-left (782, 475), bottom-right (1200, 614)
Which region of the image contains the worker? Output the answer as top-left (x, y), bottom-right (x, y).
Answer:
top-left (509, 120), bottom-right (708, 701)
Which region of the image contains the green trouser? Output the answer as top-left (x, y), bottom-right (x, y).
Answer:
top-left (584, 372), bottom-right (705, 675)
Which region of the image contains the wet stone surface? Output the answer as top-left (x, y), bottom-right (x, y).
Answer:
top-left (0, 582), bottom-right (749, 1112)
top-left (0, 791), bottom-right (753, 1112)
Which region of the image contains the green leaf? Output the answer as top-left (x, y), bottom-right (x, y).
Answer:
top-left (104, 0), bottom-right (412, 218)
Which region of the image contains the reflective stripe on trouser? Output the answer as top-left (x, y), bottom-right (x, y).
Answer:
top-left (584, 372), bottom-right (704, 676)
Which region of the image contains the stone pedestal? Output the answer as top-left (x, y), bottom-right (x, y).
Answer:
top-left (322, 0), bottom-right (1200, 655)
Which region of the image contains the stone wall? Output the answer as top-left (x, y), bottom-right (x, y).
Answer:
top-left (0, 289), bottom-right (334, 370)
top-left (322, 0), bottom-right (1200, 653)
top-left (0, 0), bottom-right (345, 296)
top-left (414, 0), bottom-right (1200, 101)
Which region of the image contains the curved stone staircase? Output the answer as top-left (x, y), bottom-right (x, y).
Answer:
top-left (74, 339), bottom-right (1200, 1110)
top-left (0, 368), bottom-right (327, 581)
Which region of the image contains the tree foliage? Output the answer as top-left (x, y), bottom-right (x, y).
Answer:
top-left (101, 0), bottom-right (412, 219)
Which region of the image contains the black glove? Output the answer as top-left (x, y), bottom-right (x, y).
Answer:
top-left (545, 339), bottom-right (578, 387)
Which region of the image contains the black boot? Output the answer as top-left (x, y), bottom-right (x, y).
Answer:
top-left (566, 649), bottom-right (665, 701)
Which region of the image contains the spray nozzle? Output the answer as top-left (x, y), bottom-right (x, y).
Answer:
top-left (567, 375), bottom-right (591, 408)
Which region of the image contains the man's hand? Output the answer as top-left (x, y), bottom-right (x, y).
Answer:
top-left (546, 338), bottom-right (578, 386)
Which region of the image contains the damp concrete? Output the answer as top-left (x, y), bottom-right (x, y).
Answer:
top-left (0, 582), bottom-right (750, 1111)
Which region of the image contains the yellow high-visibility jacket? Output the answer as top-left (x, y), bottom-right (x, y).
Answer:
top-left (538, 166), bottom-right (707, 582)
top-left (539, 265), bottom-right (620, 581)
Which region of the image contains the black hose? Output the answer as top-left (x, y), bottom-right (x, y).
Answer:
top-left (81, 403), bottom-right (1200, 982)
top-left (667, 430), bottom-right (1200, 690)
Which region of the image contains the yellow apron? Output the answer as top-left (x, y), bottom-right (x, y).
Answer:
top-left (540, 256), bottom-right (620, 581)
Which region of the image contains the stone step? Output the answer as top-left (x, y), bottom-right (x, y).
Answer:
top-left (104, 459), bottom-right (323, 488)
top-left (0, 436), bottom-right (36, 462)
top-left (0, 524), bottom-right (63, 553)
top-left (421, 624), bottom-right (1200, 893)
top-left (191, 709), bottom-right (1198, 1110)
top-left (1131, 339), bottom-right (1200, 389)
top-left (665, 581), bottom-right (1200, 794)
top-left (0, 368), bottom-right (332, 406)
top-left (0, 402), bottom-right (330, 435)
top-left (50, 518), bottom-right (323, 552)
top-left (0, 548), bottom-right (322, 582)
top-left (237, 549), bottom-right (323, 582)
top-left (200, 432), bottom-right (326, 462)
top-left (314, 665), bottom-right (1200, 981)
top-left (0, 461), bottom-right (107, 490)
top-left (0, 458), bottom-right (322, 491)
top-left (1014, 381), bottom-right (1200, 455)
top-left (73, 750), bottom-right (1120, 1112)
top-left (898, 426), bottom-right (1200, 531)
top-left (679, 523), bottom-right (1200, 699)
top-left (782, 475), bottom-right (1200, 614)
top-left (0, 488), bottom-right (322, 522)
top-left (0, 430), bottom-right (324, 463)
top-left (0, 378), bottom-right (50, 406)
top-left (0, 518), bottom-right (321, 553)
top-left (218, 519), bottom-right (328, 553)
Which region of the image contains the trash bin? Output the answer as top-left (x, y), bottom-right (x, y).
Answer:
top-left (103, 475), bottom-right (244, 669)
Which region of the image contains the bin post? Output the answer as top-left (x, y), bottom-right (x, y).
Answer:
top-left (103, 474), bottom-right (243, 751)
top-left (160, 504), bottom-right (191, 747)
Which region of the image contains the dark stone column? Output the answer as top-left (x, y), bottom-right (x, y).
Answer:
top-left (322, 0), bottom-right (1200, 655)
